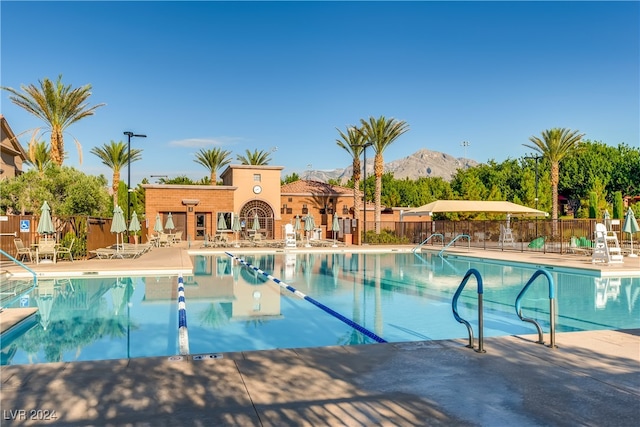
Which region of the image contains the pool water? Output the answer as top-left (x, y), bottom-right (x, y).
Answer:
top-left (2, 252), bottom-right (638, 366)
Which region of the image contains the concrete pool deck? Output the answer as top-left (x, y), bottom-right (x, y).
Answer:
top-left (1, 244), bottom-right (639, 426)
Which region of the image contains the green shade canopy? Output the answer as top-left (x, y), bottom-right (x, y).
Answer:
top-left (128, 211), bottom-right (141, 233)
top-left (165, 212), bottom-right (175, 231)
top-left (37, 201), bottom-right (55, 236)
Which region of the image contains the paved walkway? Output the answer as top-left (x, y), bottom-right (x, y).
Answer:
top-left (1, 244), bottom-right (639, 426)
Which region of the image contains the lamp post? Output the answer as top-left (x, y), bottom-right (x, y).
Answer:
top-left (525, 155), bottom-right (541, 210)
top-left (461, 141), bottom-right (470, 169)
top-left (354, 142), bottom-right (373, 244)
top-left (124, 131), bottom-right (147, 238)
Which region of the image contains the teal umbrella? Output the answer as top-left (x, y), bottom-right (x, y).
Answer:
top-left (165, 212), bottom-right (175, 231)
top-left (37, 201), bottom-right (55, 238)
top-left (154, 213), bottom-right (163, 234)
top-left (232, 214), bottom-right (241, 247)
top-left (218, 212), bottom-right (228, 230)
top-left (295, 215), bottom-right (302, 240)
top-left (304, 214), bottom-right (314, 247)
top-left (129, 211), bottom-right (141, 233)
top-left (623, 208), bottom-right (639, 257)
top-left (111, 205), bottom-right (127, 252)
top-left (331, 215), bottom-right (340, 247)
top-left (252, 213), bottom-right (260, 231)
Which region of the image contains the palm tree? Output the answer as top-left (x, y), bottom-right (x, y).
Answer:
top-left (359, 116), bottom-right (409, 233)
top-left (236, 149), bottom-right (272, 165)
top-left (25, 140), bottom-right (52, 175)
top-left (194, 147), bottom-right (232, 185)
top-left (523, 128), bottom-right (585, 224)
top-left (336, 126), bottom-right (367, 222)
top-left (90, 141), bottom-right (143, 207)
top-left (2, 75), bottom-right (105, 166)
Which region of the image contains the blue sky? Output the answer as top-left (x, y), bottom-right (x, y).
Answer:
top-left (2, 1), bottom-right (638, 185)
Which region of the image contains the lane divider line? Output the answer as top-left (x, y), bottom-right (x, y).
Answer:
top-left (177, 274), bottom-right (190, 355)
top-left (225, 252), bottom-right (386, 343)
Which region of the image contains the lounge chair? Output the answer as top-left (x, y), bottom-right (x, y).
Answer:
top-left (14, 238), bottom-right (34, 263)
top-left (527, 237), bottom-right (545, 250)
top-left (147, 233), bottom-right (159, 247)
top-left (284, 224), bottom-right (296, 248)
top-left (202, 234), bottom-right (213, 248)
top-left (90, 248), bottom-right (117, 259)
top-left (56, 238), bottom-right (74, 262)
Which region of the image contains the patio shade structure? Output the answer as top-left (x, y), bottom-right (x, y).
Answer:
top-left (623, 208), bottom-right (639, 257)
top-left (154, 213), bottom-right (163, 234)
top-left (401, 200), bottom-right (549, 218)
top-left (37, 201), bottom-right (55, 239)
top-left (165, 212), bottom-right (175, 232)
top-left (111, 205), bottom-right (127, 254)
top-left (128, 211), bottom-right (141, 243)
top-left (232, 214), bottom-right (241, 247)
top-left (332, 215), bottom-right (340, 247)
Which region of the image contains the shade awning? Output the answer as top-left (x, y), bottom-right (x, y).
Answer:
top-left (401, 200), bottom-right (548, 217)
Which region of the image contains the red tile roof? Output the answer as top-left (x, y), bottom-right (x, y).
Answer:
top-left (281, 180), bottom-right (353, 195)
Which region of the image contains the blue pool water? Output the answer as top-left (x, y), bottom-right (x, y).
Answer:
top-left (2, 252), bottom-right (639, 366)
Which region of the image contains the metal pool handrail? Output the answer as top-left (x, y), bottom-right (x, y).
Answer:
top-left (451, 268), bottom-right (485, 353)
top-left (412, 233), bottom-right (444, 253)
top-left (438, 234), bottom-right (470, 256)
top-left (0, 249), bottom-right (38, 309)
top-left (515, 269), bottom-right (556, 348)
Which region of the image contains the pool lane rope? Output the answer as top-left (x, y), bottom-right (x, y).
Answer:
top-left (177, 274), bottom-right (190, 355)
top-left (225, 252), bottom-right (387, 344)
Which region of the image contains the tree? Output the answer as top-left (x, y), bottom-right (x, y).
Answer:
top-left (2, 75), bottom-right (105, 166)
top-left (358, 116), bottom-right (409, 233)
top-left (282, 173), bottom-right (300, 185)
top-left (24, 140), bottom-right (53, 175)
top-left (90, 141), bottom-right (143, 207)
top-left (236, 149), bottom-right (273, 165)
top-left (336, 125), bottom-right (367, 222)
top-left (523, 128), bottom-right (584, 224)
top-left (194, 147), bottom-right (232, 185)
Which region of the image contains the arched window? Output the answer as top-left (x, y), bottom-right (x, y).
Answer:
top-left (240, 200), bottom-right (275, 239)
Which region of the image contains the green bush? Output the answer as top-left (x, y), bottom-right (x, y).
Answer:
top-left (364, 228), bottom-right (410, 245)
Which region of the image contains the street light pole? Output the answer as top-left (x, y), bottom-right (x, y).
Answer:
top-left (354, 142), bottom-right (373, 244)
top-left (124, 131), bottom-right (147, 238)
top-left (525, 155), bottom-right (541, 210)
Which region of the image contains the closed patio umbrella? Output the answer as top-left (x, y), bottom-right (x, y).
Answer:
top-left (623, 208), bottom-right (639, 257)
top-left (294, 215), bottom-right (302, 240)
top-left (37, 201), bottom-right (55, 239)
top-left (218, 213), bottom-right (228, 230)
top-left (252, 213), bottom-right (260, 231)
top-left (154, 213), bottom-right (163, 234)
top-left (165, 212), bottom-right (175, 232)
top-left (304, 214), bottom-right (314, 247)
top-left (111, 205), bottom-right (127, 254)
top-left (232, 214), bottom-right (241, 247)
top-left (331, 215), bottom-right (340, 247)
top-left (129, 211), bottom-right (141, 244)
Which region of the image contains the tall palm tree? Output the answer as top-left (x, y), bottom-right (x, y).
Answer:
top-left (523, 128), bottom-right (584, 224)
top-left (359, 116), bottom-right (409, 233)
top-left (90, 141), bottom-right (142, 207)
top-left (194, 147), bottom-right (232, 185)
top-left (336, 125), bottom-right (367, 222)
top-left (236, 149), bottom-right (272, 165)
top-left (2, 75), bottom-right (105, 166)
top-left (25, 140), bottom-right (52, 176)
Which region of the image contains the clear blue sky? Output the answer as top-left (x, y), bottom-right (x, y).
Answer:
top-left (2, 1), bottom-right (638, 185)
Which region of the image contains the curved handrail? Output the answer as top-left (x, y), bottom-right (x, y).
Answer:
top-left (0, 249), bottom-right (38, 309)
top-left (451, 268), bottom-right (485, 353)
top-left (438, 234), bottom-right (470, 256)
top-left (514, 269), bottom-right (556, 348)
top-left (412, 233), bottom-right (444, 253)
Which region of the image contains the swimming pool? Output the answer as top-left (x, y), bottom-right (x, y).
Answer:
top-left (2, 252), bottom-right (638, 365)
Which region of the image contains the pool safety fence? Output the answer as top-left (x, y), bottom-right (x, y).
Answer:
top-left (177, 274), bottom-right (190, 355)
top-left (225, 252), bottom-right (387, 344)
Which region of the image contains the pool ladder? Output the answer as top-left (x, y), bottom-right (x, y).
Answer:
top-left (438, 234), bottom-right (470, 256)
top-left (451, 268), bottom-right (557, 353)
top-left (412, 233), bottom-right (444, 253)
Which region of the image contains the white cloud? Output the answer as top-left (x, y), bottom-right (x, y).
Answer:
top-left (168, 136), bottom-right (245, 148)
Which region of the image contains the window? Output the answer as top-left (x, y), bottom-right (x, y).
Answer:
top-left (253, 174), bottom-right (261, 182)
top-left (302, 204), bottom-right (308, 215)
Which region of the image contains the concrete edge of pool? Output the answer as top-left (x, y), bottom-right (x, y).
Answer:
top-left (1, 329), bottom-right (638, 426)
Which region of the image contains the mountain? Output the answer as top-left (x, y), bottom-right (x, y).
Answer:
top-left (301, 149), bottom-right (479, 183)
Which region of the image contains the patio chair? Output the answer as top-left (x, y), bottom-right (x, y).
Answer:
top-left (56, 238), bottom-right (74, 262)
top-left (14, 238), bottom-right (34, 263)
top-left (147, 233), bottom-right (159, 247)
top-left (172, 230), bottom-right (183, 244)
top-left (158, 232), bottom-right (170, 247)
top-left (36, 239), bottom-right (57, 264)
